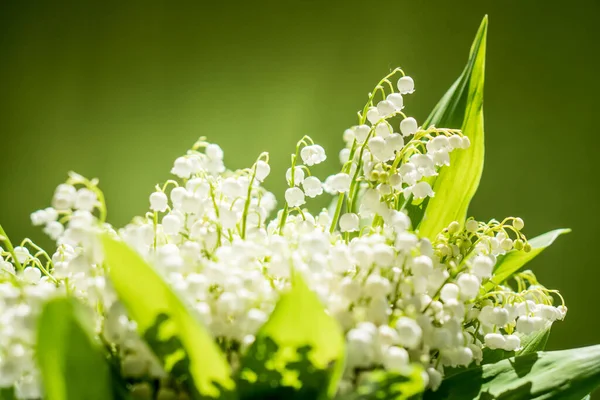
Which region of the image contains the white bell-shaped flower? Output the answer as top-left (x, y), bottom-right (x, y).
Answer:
top-left (343, 129), bottom-right (355, 143)
top-left (324, 173), bottom-right (351, 194)
top-left (171, 156), bottom-right (193, 179)
top-left (386, 93), bottom-right (404, 109)
top-left (205, 143), bottom-right (224, 160)
top-left (302, 176), bottom-right (323, 198)
top-left (255, 161), bottom-right (271, 182)
top-left (339, 213), bottom-right (359, 232)
top-left (484, 333), bottom-right (506, 350)
top-left (22, 267), bottom-right (42, 283)
top-left (162, 214), bottom-right (183, 235)
top-left (284, 187), bottom-right (305, 208)
top-left (383, 346), bottom-right (409, 371)
top-left (354, 125), bottom-right (371, 143)
top-left (286, 166), bottom-right (305, 186)
top-left (339, 148), bottom-right (351, 164)
top-left (300, 145), bottom-right (327, 166)
top-left (400, 117), bottom-right (418, 136)
top-left (457, 273), bottom-right (480, 299)
top-left (376, 100), bottom-right (396, 117)
top-left (366, 107), bottom-right (380, 124)
top-left (395, 317), bottom-right (422, 349)
top-left (502, 335), bottom-right (521, 351)
top-left (375, 122), bottom-right (391, 138)
top-left (385, 133), bottom-right (404, 152)
top-left (471, 254), bottom-right (494, 278)
top-left (149, 192), bottom-right (169, 212)
top-left (461, 136), bottom-right (471, 149)
top-left (13, 247), bottom-right (30, 264)
top-left (75, 188), bottom-right (98, 211)
top-left (411, 181), bottom-right (434, 199)
top-left (397, 76), bottom-right (415, 94)
top-left (440, 283), bottom-right (460, 302)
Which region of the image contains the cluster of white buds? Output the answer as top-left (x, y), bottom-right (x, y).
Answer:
top-left (0, 68), bottom-right (567, 399)
top-left (0, 235), bottom-right (62, 398)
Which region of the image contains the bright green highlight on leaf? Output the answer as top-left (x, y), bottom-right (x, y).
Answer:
top-left (37, 297), bottom-right (112, 400)
top-left (242, 270), bottom-right (346, 399)
top-left (417, 16), bottom-right (487, 239)
top-left (341, 367), bottom-right (426, 400)
top-left (484, 228), bottom-right (570, 292)
top-left (101, 234), bottom-right (233, 398)
top-left (427, 345), bottom-right (600, 399)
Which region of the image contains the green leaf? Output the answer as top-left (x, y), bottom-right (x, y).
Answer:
top-left (414, 16), bottom-right (487, 239)
top-left (339, 367), bottom-right (426, 400)
top-left (484, 228), bottom-right (570, 292)
top-left (0, 388), bottom-right (16, 400)
top-left (101, 235), bottom-right (234, 399)
top-left (237, 270), bottom-right (345, 399)
top-left (37, 297), bottom-right (112, 400)
top-left (517, 327), bottom-right (551, 356)
top-left (480, 327), bottom-right (551, 365)
top-left (425, 345), bottom-right (600, 399)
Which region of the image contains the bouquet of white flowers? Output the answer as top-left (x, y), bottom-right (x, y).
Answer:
top-left (0, 16), bottom-right (597, 400)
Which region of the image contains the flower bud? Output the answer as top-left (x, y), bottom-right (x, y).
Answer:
top-left (513, 217), bottom-right (525, 230)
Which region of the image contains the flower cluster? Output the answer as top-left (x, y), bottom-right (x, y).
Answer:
top-left (0, 69), bottom-right (567, 399)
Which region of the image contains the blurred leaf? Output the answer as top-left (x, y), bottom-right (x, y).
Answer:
top-left (237, 270), bottom-right (345, 399)
top-left (484, 228), bottom-right (570, 292)
top-left (425, 345), bottom-right (600, 399)
top-left (0, 388), bottom-right (16, 400)
top-left (37, 297), bottom-right (112, 400)
top-left (339, 366), bottom-right (426, 400)
top-left (101, 235), bottom-right (234, 399)
top-left (414, 16), bottom-right (487, 239)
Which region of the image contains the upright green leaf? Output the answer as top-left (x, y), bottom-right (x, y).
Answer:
top-left (37, 297), bottom-right (112, 400)
top-left (425, 345), bottom-right (600, 400)
top-left (237, 271), bottom-right (345, 399)
top-left (484, 228), bottom-right (570, 292)
top-left (517, 327), bottom-right (551, 356)
top-left (415, 16), bottom-right (487, 239)
top-left (101, 235), bottom-right (233, 399)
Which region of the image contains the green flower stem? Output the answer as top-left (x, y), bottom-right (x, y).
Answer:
top-left (241, 164), bottom-right (257, 240)
top-left (0, 223), bottom-right (22, 271)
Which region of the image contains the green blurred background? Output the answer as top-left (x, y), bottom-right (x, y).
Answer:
top-left (1, 0), bottom-right (598, 374)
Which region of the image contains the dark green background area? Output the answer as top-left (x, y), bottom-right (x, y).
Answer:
top-left (0, 0), bottom-right (598, 373)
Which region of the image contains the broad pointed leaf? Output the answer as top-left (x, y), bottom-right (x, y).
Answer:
top-left (415, 16), bottom-right (487, 239)
top-left (425, 345), bottom-right (600, 400)
top-left (101, 235), bottom-right (233, 399)
top-left (37, 297), bottom-right (112, 400)
top-left (484, 228), bottom-right (570, 292)
top-left (237, 271), bottom-right (345, 399)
